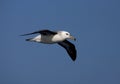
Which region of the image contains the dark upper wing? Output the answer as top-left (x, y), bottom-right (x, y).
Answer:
top-left (21, 29), bottom-right (57, 36)
top-left (58, 40), bottom-right (77, 61)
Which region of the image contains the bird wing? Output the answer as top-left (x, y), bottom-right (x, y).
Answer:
top-left (58, 40), bottom-right (77, 61)
top-left (21, 29), bottom-right (57, 36)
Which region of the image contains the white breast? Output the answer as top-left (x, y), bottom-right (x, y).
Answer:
top-left (51, 34), bottom-right (65, 42)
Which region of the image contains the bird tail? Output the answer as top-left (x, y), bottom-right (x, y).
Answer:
top-left (26, 38), bottom-right (34, 41)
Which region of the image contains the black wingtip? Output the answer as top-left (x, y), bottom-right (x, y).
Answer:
top-left (20, 33), bottom-right (33, 36)
top-left (72, 57), bottom-right (76, 61)
top-left (70, 54), bottom-right (76, 61)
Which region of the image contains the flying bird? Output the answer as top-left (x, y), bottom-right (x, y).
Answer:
top-left (21, 29), bottom-right (77, 61)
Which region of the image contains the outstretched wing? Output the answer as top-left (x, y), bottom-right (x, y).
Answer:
top-left (21, 29), bottom-right (57, 36)
top-left (58, 40), bottom-right (77, 61)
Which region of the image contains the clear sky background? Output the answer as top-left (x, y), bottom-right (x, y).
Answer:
top-left (0, 0), bottom-right (120, 84)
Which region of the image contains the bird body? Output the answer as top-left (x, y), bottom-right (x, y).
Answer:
top-left (21, 29), bottom-right (77, 61)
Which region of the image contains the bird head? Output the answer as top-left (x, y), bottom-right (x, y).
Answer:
top-left (61, 31), bottom-right (76, 41)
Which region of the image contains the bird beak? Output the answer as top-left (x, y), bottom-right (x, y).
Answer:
top-left (70, 36), bottom-right (76, 41)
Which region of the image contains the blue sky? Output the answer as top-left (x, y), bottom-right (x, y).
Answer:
top-left (0, 0), bottom-right (120, 84)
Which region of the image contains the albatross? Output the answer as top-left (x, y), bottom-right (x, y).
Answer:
top-left (21, 29), bottom-right (77, 61)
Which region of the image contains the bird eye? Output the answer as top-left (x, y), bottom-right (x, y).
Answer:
top-left (66, 33), bottom-right (69, 35)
